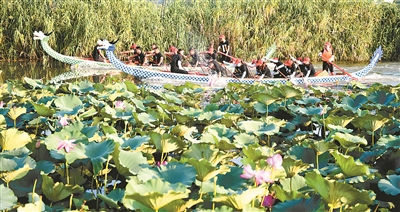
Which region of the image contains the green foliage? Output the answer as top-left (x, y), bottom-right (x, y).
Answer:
top-left (1, 0), bottom-right (400, 61)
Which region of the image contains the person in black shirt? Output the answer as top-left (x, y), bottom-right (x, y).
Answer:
top-left (293, 57), bottom-right (316, 78)
top-left (233, 59), bottom-right (251, 78)
top-left (254, 59), bottom-right (271, 79)
top-left (187, 47), bottom-right (200, 67)
top-left (132, 46), bottom-right (147, 66)
top-left (218, 35), bottom-right (230, 62)
top-left (149, 47), bottom-right (164, 66)
top-left (170, 49), bottom-right (188, 74)
top-left (92, 39), bottom-right (106, 62)
top-left (208, 59), bottom-right (225, 77)
top-left (269, 58), bottom-right (290, 78)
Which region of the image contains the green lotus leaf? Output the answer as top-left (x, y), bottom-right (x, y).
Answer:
top-left (87, 95), bottom-right (106, 108)
top-left (287, 145), bottom-right (330, 168)
top-left (276, 85), bottom-right (303, 99)
top-left (376, 135), bottom-right (400, 148)
top-left (0, 184), bottom-right (18, 210)
top-left (253, 102), bottom-right (268, 113)
top-left (352, 114), bottom-right (389, 133)
top-left (187, 158), bottom-right (230, 182)
top-left (69, 81), bottom-right (94, 93)
top-left (135, 112), bottom-right (157, 126)
top-left (212, 185), bottom-right (267, 210)
top-left (124, 80), bottom-right (140, 93)
top-left (179, 107), bottom-right (203, 117)
top-left (137, 162), bottom-right (196, 187)
top-left (85, 140), bottom-right (115, 176)
top-left (198, 110), bottom-right (225, 122)
top-left (273, 194), bottom-right (323, 212)
top-left (253, 93), bottom-right (277, 106)
top-left (0, 163), bottom-right (33, 184)
top-left (305, 170), bottom-right (372, 209)
top-left (367, 90), bottom-right (395, 106)
top-left (336, 95), bottom-right (368, 112)
top-left (378, 174), bottom-right (400, 196)
top-left (121, 136), bottom-right (149, 150)
top-left (163, 199), bottom-right (203, 212)
top-left (238, 120), bottom-right (279, 136)
top-left (233, 133), bottom-right (258, 148)
top-left (132, 98), bottom-right (146, 111)
top-left (170, 124), bottom-right (197, 138)
top-left (16, 192), bottom-right (45, 212)
top-left (0, 128), bottom-right (31, 151)
top-left (325, 115), bottom-right (354, 128)
top-left (163, 92), bottom-right (183, 104)
top-left (216, 166), bottom-right (248, 190)
top-left (41, 175), bottom-right (84, 203)
top-left (295, 97), bottom-right (321, 105)
top-left (309, 140), bottom-right (338, 155)
top-left (123, 178), bottom-right (189, 211)
top-left (241, 143), bottom-right (274, 162)
top-left (115, 149), bottom-right (149, 175)
top-left (205, 123), bottom-right (238, 139)
top-left (149, 131), bottom-right (186, 154)
top-left (78, 107), bottom-right (97, 119)
top-left (29, 101), bottom-right (55, 117)
top-left (271, 183), bottom-right (305, 202)
top-left (7, 106), bottom-right (26, 121)
top-left (280, 174), bottom-right (307, 193)
top-left (0, 115), bottom-right (5, 129)
top-left (98, 189), bottom-right (123, 209)
top-left (53, 94), bottom-right (82, 111)
top-left (282, 157), bottom-right (310, 177)
top-left (294, 106), bottom-right (323, 116)
top-left (24, 77), bottom-right (44, 89)
top-left (181, 143), bottom-right (233, 166)
top-left (332, 132), bottom-right (368, 149)
top-left (326, 124), bottom-right (353, 133)
top-left (331, 150), bottom-right (370, 177)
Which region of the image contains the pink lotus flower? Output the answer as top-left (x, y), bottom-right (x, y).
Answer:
top-left (319, 104), bottom-right (326, 116)
top-left (240, 164), bottom-right (274, 185)
top-left (156, 161), bottom-right (168, 167)
top-left (115, 100), bottom-right (126, 110)
top-left (58, 116), bottom-right (71, 126)
top-left (266, 154), bottom-right (283, 169)
top-left (57, 138), bottom-right (76, 153)
top-left (0, 101), bottom-right (4, 108)
top-left (262, 194), bottom-right (276, 208)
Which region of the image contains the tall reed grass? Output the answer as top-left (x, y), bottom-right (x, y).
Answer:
top-left (1, 0), bottom-right (399, 62)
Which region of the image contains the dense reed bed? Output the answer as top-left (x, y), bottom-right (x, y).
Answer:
top-left (1, 0), bottom-right (399, 62)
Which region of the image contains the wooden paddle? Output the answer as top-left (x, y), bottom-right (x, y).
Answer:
top-left (321, 56), bottom-right (358, 80)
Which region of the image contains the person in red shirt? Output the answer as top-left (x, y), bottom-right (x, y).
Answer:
top-left (318, 42), bottom-right (335, 75)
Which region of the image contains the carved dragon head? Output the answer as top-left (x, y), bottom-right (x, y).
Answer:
top-left (33, 31), bottom-right (52, 41)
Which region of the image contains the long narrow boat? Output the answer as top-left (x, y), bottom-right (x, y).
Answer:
top-left (98, 39), bottom-right (383, 89)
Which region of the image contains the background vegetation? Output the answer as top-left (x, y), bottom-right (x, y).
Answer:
top-left (1, 0), bottom-right (400, 62)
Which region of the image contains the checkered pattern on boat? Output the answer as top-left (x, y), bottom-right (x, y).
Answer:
top-left (105, 45), bottom-right (382, 87)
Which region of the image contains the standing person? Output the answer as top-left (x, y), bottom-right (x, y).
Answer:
top-left (217, 35), bottom-right (230, 63)
top-left (149, 47), bottom-right (164, 66)
top-left (187, 47), bottom-right (200, 68)
top-left (170, 49), bottom-right (188, 74)
top-left (318, 42), bottom-right (335, 75)
top-left (254, 59), bottom-right (272, 79)
top-left (132, 46), bottom-right (147, 66)
top-left (92, 39), bottom-right (106, 62)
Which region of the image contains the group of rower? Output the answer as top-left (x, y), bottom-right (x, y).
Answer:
top-left (92, 35), bottom-right (336, 79)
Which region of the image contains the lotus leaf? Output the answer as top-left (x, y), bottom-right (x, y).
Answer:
top-left (135, 112), bottom-right (157, 126)
top-left (254, 93), bottom-right (277, 106)
top-left (332, 132), bottom-right (368, 149)
top-left (325, 115), bottom-right (354, 128)
top-left (287, 145), bottom-right (330, 168)
top-left (162, 199), bottom-right (203, 212)
top-left (121, 136), bottom-right (149, 150)
top-left (367, 90), bottom-right (395, 106)
top-left (137, 162), bottom-right (196, 187)
top-left (187, 158), bottom-right (230, 182)
top-left (124, 80), bottom-right (140, 93)
top-left (272, 194), bottom-right (323, 212)
top-left (241, 143), bottom-right (274, 162)
top-left (271, 183), bottom-right (305, 202)
top-left (309, 140), bottom-right (338, 155)
top-left (69, 80), bottom-right (94, 93)
top-left (85, 140), bottom-right (115, 176)
top-left (305, 170), bottom-right (372, 209)
top-left (0, 184), bottom-right (18, 210)
top-left (41, 175), bottom-right (84, 203)
top-left (0, 115), bottom-right (5, 129)
top-left (123, 178), bottom-right (189, 211)
top-left (114, 148), bottom-right (149, 175)
top-left (331, 150), bottom-right (370, 177)
top-left (24, 77), bottom-right (44, 89)
top-left (378, 174), bottom-right (400, 196)
top-left (54, 94), bottom-right (83, 111)
top-left (98, 188), bottom-right (124, 209)
top-left (295, 97), bottom-right (321, 105)
top-left (375, 135), bottom-right (400, 148)
top-left (216, 165), bottom-right (248, 190)
top-left (212, 185), bottom-right (267, 210)
top-left (163, 92), bottom-right (183, 104)
top-left (0, 128), bottom-right (31, 151)
top-left (282, 157), bottom-right (310, 177)
top-left (336, 95), bottom-right (368, 112)
top-left (16, 192), bottom-right (45, 212)
top-left (233, 133), bottom-right (258, 148)
top-left (29, 101), bottom-right (55, 117)
top-left (149, 131), bottom-right (186, 154)
top-left (198, 110), bottom-right (225, 122)
top-left (238, 120), bottom-right (279, 136)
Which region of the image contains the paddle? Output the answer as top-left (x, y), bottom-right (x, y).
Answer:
top-left (289, 55), bottom-right (310, 87)
top-left (321, 56), bottom-right (358, 80)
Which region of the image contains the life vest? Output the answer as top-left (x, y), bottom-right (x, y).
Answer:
top-left (321, 48), bottom-right (333, 62)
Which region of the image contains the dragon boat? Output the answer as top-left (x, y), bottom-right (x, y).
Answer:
top-left (98, 39), bottom-right (383, 89)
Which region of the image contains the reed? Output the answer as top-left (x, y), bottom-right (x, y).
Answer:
top-left (0, 0), bottom-right (399, 62)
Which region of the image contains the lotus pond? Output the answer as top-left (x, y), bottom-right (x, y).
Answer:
top-left (0, 78), bottom-right (399, 212)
